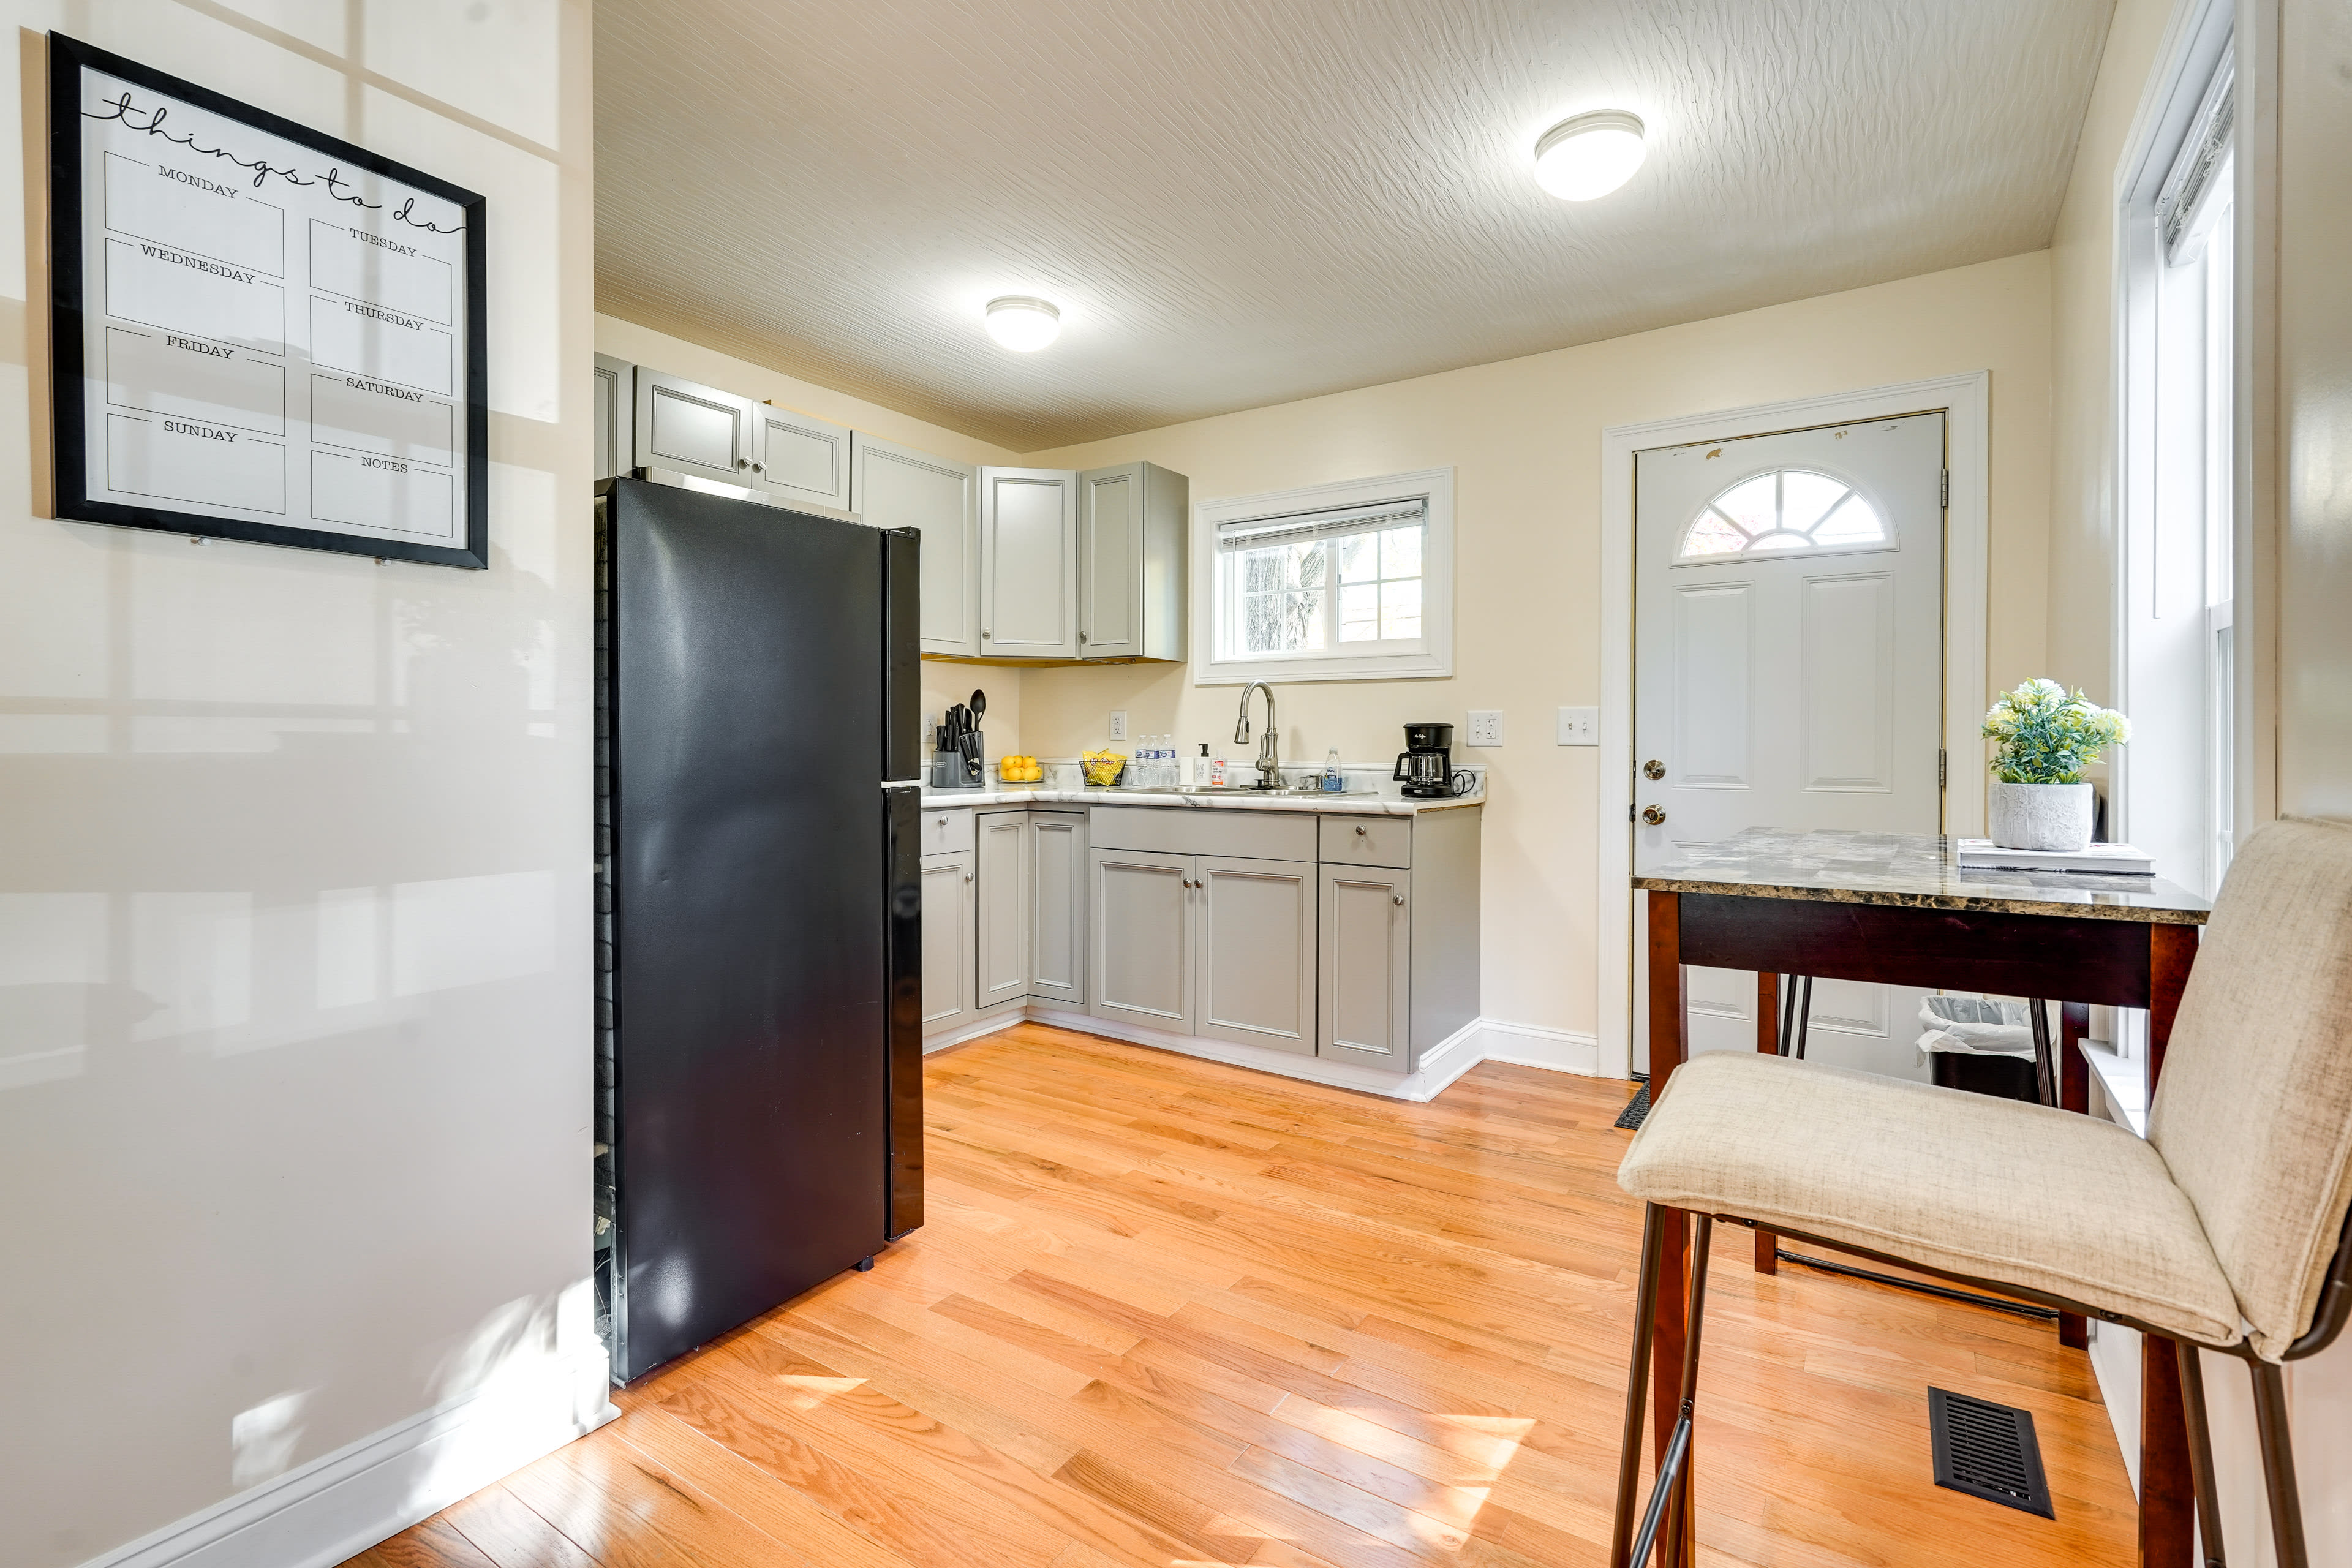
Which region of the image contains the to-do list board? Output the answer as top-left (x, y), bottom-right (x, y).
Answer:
top-left (48, 34), bottom-right (488, 568)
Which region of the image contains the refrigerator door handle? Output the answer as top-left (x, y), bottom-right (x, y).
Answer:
top-left (881, 779), bottom-right (925, 790)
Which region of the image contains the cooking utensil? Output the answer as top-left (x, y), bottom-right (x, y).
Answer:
top-left (969, 689), bottom-right (986, 725)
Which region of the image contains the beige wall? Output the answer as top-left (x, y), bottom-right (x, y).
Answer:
top-left (0, 5), bottom-right (601, 1566)
top-left (1014, 252), bottom-right (2054, 1042)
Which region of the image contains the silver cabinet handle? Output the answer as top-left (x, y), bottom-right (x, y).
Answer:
top-left (982, 628), bottom-right (992, 640)
top-left (1393, 893), bottom-right (1405, 906)
top-left (1078, 631), bottom-right (1088, 643)
top-left (1355, 825), bottom-right (1367, 836)
top-left (964, 872), bottom-right (973, 883)
top-left (751, 461), bottom-right (765, 474)
top-left (736, 457), bottom-right (750, 469)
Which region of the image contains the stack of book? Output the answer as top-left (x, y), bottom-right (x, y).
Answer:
top-left (1954, 839), bottom-right (2154, 874)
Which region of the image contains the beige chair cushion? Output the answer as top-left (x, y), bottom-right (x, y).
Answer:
top-left (2148, 818), bottom-right (2352, 1360)
top-left (1619, 1052), bottom-right (2241, 1348)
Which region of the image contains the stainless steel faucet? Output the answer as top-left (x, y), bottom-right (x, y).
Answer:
top-left (1234, 681), bottom-right (1280, 789)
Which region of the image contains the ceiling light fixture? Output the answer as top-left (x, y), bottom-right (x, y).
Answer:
top-left (1532, 110), bottom-right (1646, 202)
top-left (984, 296), bottom-right (1061, 352)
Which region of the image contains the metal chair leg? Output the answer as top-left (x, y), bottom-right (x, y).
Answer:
top-left (1629, 1214), bottom-right (1714, 1568)
top-left (1610, 1205), bottom-right (1670, 1568)
top-left (2250, 1359), bottom-right (2309, 1568)
top-left (1789, 977), bottom-right (1813, 1060)
top-left (2176, 1341), bottom-right (2226, 1567)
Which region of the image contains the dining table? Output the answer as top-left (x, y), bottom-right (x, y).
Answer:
top-left (1633, 826), bottom-right (2212, 1568)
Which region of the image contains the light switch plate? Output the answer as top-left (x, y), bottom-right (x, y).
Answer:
top-left (1557, 706), bottom-right (1598, 746)
top-left (1466, 710), bottom-right (1503, 747)
top-left (1108, 710), bottom-right (1128, 741)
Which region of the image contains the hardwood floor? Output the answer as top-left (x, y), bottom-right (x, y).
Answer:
top-left (347, 1023), bottom-right (2137, 1568)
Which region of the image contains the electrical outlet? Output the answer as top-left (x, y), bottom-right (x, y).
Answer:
top-left (1466, 710), bottom-right (1504, 747)
top-left (1108, 710), bottom-right (1128, 741)
top-left (1557, 706), bottom-right (1598, 746)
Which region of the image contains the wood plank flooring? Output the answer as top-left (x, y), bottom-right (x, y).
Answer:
top-left (347, 1023), bottom-right (2137, 1567)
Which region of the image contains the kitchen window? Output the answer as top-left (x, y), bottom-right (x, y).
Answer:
top-left (1197, 467), bottom-right (1455, 682)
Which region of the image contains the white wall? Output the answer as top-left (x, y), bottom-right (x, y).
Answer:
top-left (0, 6), bottom-right (601, 1567)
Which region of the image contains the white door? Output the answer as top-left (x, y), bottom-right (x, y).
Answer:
top-left (1632, 414), bottom-right (1945, 1079)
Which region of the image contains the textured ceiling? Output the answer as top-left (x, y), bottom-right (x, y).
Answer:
top-left (594, 0), bottom-right (2114, 451)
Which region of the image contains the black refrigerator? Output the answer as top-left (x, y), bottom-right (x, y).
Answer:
top-left (592, 476), bottom-right (923, 1385)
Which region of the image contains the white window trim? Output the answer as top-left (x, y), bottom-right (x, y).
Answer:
top-left (1192, 467), bottom-right (1455, 684)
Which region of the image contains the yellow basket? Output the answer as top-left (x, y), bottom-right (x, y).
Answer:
top-left (1080, 750), bottom-right (1127, 787)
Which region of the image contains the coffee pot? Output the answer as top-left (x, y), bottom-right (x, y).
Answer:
top-left (1393, 722), bottom-right (1473, 799)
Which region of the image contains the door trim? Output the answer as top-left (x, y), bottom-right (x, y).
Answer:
top-left (1597, 371), bottom-right (1990, 1080)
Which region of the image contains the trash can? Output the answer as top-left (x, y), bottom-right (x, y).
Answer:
top-left (1917, 995), bottom-right (2041, 1102)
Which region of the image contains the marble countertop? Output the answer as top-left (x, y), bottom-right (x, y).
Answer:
top-left (918, 784), bottom-right (1485, 816)
top-left (1633, 827), bottom-right (2210, 924)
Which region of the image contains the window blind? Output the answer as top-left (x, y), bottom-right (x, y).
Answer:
top-left (2157, 45), bottom-right (2234, 265)
top-left (1216, 499), bottom-right (1426, 552)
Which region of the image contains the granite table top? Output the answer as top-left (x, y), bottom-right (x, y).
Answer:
top-left (1633, 827), bottom-right (2211, 924)
top-left (917, 785), bottom-right (1485, 816)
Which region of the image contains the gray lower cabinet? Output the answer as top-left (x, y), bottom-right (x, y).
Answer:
top-left (980, 467), bottom-right (1079, 658)
top-left (1088, 847), bottom-right (1196, 1033)
top-left (1197, 856), bottom-right (1317, 1054)
top-left (1319, 865), bottom-right (1411, 1065)
top-left (976, 810), bottom-right (1031, 1009)
top-left (856, 433), bottom-right (979, 657)
top-left (919, 849), bottom-right (975, 1030)
top-left (1027, 812), bottom-right (1087, 1007)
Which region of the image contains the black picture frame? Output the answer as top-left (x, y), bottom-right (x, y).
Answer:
top-left (47, 33), bottom-right (489, 570)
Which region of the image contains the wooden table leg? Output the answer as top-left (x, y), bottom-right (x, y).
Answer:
top-left (1754, 970), bottom-right (1780, 1275)
top-left (2139, 925), bottom-right (2200, 1568)
top-left (1645, 892), bottom-right (1692, 1562)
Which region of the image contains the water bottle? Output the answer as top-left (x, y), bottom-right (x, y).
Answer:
top-left (1322, 748), bottom-right (1344, 791)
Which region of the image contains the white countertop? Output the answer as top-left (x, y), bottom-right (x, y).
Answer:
top-left (917, 784), bottom-right (1484, 816)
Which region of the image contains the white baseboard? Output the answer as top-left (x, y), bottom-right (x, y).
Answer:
top-left (1473, 1018), bottom-right (1602, 1076)
top-left (81, 1348), bottom-right (617, 1568)
top-left (932, 1008), bottom-right (1602, 1100)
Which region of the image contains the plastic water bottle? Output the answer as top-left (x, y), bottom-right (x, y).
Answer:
top-left (1322, 748), bottom-right (1344, 791)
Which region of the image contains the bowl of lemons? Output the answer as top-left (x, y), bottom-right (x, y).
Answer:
top-left (995, 754), bottom-right (1044, 784)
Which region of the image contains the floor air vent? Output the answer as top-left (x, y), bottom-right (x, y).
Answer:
top-left (1928, 1387), bottom-right (2054, 1518)
top-left (1614, 1082), bottom-right (1650, 1130)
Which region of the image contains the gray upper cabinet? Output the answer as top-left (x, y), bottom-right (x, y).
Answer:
top-left (750, 402), bottom-right (852, 514)
top-left (980, 467), bottom-right (1079, 658)
top-left (856, 434), bottom-right (981, 657)
top-left (633, 368), bottom-right (760, 486)
top-left (594, 353), bottom-right (634, 481)
top-left (1078, 461), bottom-right (1187, 662)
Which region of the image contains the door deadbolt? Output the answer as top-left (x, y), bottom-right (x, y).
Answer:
top-left (1642, 805), bottom-right (1666, 826)
top-left (1642, 759), bottom-right (1666, 780)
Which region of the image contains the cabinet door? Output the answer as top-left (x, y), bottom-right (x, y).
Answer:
top-left (919, 851), bottom-right (975, 1031)
top-left (975, 811), bottom-right (1031, 1009)
top-left (1077, 462), bottom-right (1142, 660)
top-left (856, 434), bottom-right (981, 657)
top-left (1196, 856), bottom-right (1315, 1055)
top-left (633, 368), bottom-right (760, 486)
top-left (752, 404), bottom-right (853, 513)
top-left (979, 467), bottom-right (1077, 658)
top-left (593, 354), bottom-right (634, 481)
top-left (1088, 847), bottom-right (1194, 1032)
top-left (1319, 866), bottom-right (1410, 1066)
top-left (1028, 812), bottom-right (1086, 1008)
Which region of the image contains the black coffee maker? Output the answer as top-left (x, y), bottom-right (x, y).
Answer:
top-left (1394, 722), bottom-right (1472, 798)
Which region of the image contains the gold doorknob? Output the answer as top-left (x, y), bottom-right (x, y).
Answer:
top-left (1642, 805), bottom-right (1666, 826)
top-left (1642, 759), bottom-right (1665, 780)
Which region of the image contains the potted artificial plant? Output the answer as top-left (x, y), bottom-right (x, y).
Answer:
top-left (1981, 678), bottom-right (2130, 851)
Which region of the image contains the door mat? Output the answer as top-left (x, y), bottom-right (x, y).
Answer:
top-left (1615, 1082), bottom-right (1650, 1130)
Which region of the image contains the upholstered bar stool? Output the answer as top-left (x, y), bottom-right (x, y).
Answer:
top-left (1609, 817), bottom-right (2352, 1568)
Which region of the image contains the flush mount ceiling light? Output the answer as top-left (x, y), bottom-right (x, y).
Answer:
top-left (1532, 110), bottom-right (1647, 201)
top-left (984, 296), bottom-right (1061, 352)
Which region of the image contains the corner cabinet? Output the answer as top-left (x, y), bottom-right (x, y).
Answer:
top-left (856, 434), bottom-right (979, 657)
top-left (979, 467), bottom-right (1079, 658)
top-left (924, 807), bottom-right (1087, 1049)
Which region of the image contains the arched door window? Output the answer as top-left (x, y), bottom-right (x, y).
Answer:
top-left (1676, 469), bottom-right (1890, 562)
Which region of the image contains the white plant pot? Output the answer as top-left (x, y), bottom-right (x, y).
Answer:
top-left (1988, 780), bottom-right (2094, 852)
